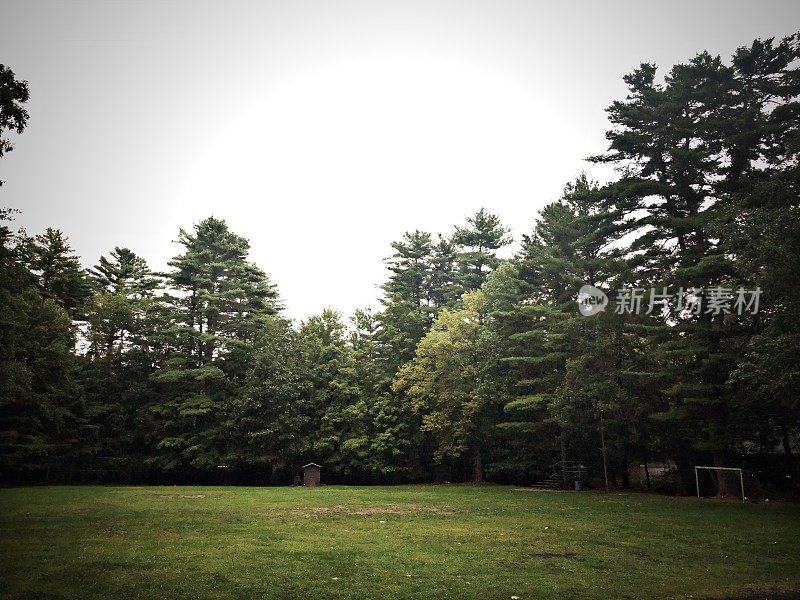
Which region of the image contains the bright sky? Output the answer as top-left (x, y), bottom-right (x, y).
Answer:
top-left (2, 1), bottom-right (798, 319)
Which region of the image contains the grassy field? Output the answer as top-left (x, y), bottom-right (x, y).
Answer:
top-left (1, 485), bottom-right (798, 599)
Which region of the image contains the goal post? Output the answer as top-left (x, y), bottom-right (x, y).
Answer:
top-left (695, 466), bottom-right (745, 503)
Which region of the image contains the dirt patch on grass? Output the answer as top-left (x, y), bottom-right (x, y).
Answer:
top-left (258, 503), bottom-right (453, 518)
top-left (706, 590), bottom-right (800, 600)
top-left (152, 493), bottom-right (207, 501)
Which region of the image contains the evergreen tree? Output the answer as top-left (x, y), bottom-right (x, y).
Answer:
top-left (147, 217), bottom-right (279, 476)
top-left (0, 211), bottom-right (82, 480)
top-left (0, 64), bottom-right (30, 185)
top-left (90, 247), bottom-right (159, 297)
top-left (19, 228), bottom-right (92, 318)
top-left (80, 247), bottom-right (163, 481)
top-left (377, 231), bottom-right (437, 367)
top-left (428, 235), bottom-right (461, 309)
top-left (0, 35), bottom-right (797, 492)
top-left (224, 316), bottom-right (312, 483)
top-left (452, 208), bottom-right (512, 292)
top-left (86, 247), bottom-right (160, 356)
top-left (495, 177), bottom-right (624, 478)
top-left (719, 35), bottom-right (800, 470)
top-left (590, 35), bottom-right (800, 491)
top-left (382, 231), bottom-right (434, 310)
top-left (343, 309), bottom-right (418, 481)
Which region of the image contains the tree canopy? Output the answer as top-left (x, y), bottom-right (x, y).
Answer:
top-left (0, 34), bottom-right (798, 492)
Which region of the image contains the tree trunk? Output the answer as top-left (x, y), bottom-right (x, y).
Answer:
top-left (674, 454), bottom-right (694, 495)
top-left (709, 417), bottom-right (738, 497)
top-left (781, 424), bottom-right (792, 457)
top-left (621, 448), bottom-right (630, 489)
top-left (472, 447), bottom-right (483, 484)
top-left (642, 444), bottom-right (651, 491)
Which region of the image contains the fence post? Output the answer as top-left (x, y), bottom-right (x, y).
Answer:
top-left (695, 466), bottom-right (700, 498)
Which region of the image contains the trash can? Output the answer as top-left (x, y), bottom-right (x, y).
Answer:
top-left (574, 480), bottom-right (584, 491)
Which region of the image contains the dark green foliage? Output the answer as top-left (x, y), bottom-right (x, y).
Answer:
top-left (145, 217), bottom-right (280, 476)
top-left (377, 210), bottom-right (511, 368)
top-left (587, 33), bottom-right (800, 491)
top-left (0, 64), bottom-right (29, 185)
top-left (300, 309), bottom-right (418, 483)
top-left (19, 228), bottom-right (92, 318)
top-left (452, 207), bottom-right (512, 291)
top-left (224, 316), bottom-right (312, 482)
top-left (1, 36), bottom-right (798, 490)
top-left (0, 211), bottom-right (81, 478)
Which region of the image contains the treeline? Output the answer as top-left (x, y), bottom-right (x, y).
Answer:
top-left (1, 34), bottom-right (799, 492)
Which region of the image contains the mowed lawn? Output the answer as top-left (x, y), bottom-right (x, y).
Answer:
top-left (1, 485), bottom-right (799, 599)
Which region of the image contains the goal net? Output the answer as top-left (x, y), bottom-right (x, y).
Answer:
top-left (694, 466), bottom-right (761, 502)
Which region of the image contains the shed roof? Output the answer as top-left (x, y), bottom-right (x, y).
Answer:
top-left (302, 463), bottom-right (322, 469)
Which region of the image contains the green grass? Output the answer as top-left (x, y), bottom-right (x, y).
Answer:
top-left (1, 485), bottom-right (798, 599)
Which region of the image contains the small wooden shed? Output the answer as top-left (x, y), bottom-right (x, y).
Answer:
top-left (302, 463), bottom-right (321, 487)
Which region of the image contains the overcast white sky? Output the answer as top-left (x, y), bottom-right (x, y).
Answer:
top-left (1, 1), bottom-right (798, 320)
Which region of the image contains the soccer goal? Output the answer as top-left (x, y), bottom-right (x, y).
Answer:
top-left (694, 466), bottom-right (745, 503)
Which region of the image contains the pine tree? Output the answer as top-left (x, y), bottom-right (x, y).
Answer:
top-left (719, 34), bottom-right (800, 468)
top-left (0, 64), bottom-right (30, 186)
top-left (494, 176), bottom-right (627, 482)
top-left (452, 208), bottom-right (512, 292)
top-left (80, 247), bottom-right (163, 481)
top-left (428, 235), bottom-right (461, 309)
top-left (343, 309), bottom-right (418, 481)
top-left (86, 247), bottom-right (160, 356)
top-left (90, 247), bottom-right (159, 297)
top-left (147, 217), bottom-right (279, 476)
top-left (0, 211), bottom-right (81, 480)
top-left (223, 316), bottom-right (312, 483)
top-left (590, 36), bottom-right (800, 492)
top-left (19, 228), bottom-right (92, 318)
